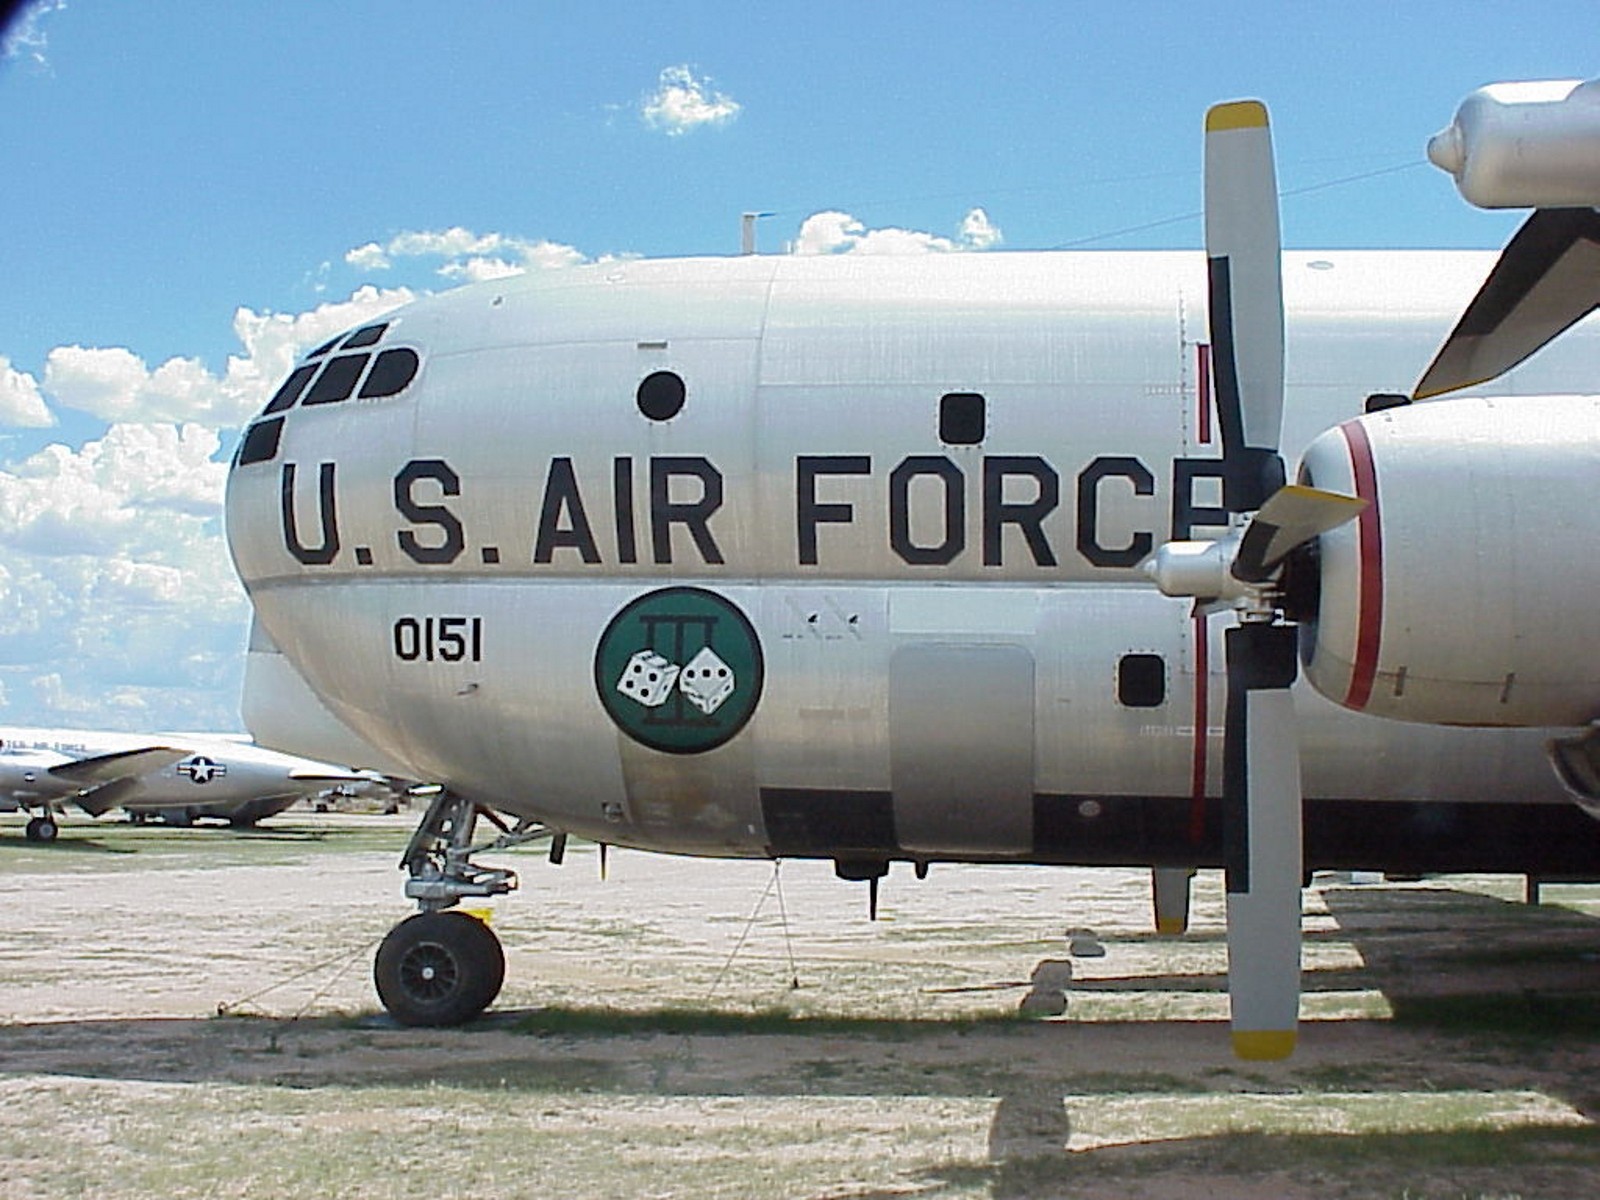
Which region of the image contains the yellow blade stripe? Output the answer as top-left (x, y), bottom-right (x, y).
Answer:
top-left (1207, 100), bottom-right (1269, 132)
top-left (1232, 1029), bottom-right (1297, 1061)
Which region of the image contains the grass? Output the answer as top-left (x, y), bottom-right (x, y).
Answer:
top-left (8, 1068), bottom-right (1594, 1200)
top-left (0, 812), bottom-right (414, 873)
top-left (7, 838), bottom-right (1600, 1198)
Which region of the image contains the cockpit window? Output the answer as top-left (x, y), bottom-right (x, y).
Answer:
top-left (305, 335), bottom-right (342, 360)
top-left (302, 354), bottom-right (371, 405)
top-left (263, 364), bottom-right (318, 415)
top-left (358, 347), bottom-right (420, 398)
top-left (342, 323), bottom-right (389, 349)
top-left (236, 417), bottom-right (284, 465)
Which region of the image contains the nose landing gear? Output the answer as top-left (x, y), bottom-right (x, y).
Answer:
top-left (372, 788), bottom-right (557, 1026)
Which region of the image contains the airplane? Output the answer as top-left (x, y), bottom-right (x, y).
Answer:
top-left (0, 726), bottom-right (381, 840)
top-left (223, 80), bottom-right (1600, 1059)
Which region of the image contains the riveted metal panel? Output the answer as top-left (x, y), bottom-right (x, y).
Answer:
top-left (890, 643), bottom-right (1034, 854)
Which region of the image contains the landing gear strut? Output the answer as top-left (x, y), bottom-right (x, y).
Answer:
top-left (372, 789), bottom-right (555, 1026)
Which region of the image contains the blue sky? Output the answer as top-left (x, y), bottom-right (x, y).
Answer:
top-left (0, 0), bottom-right (1592, 733)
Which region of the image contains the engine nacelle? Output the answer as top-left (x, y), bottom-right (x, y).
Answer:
top-left (1299, 395), bottom-right (1600, 727)
top-left (1428, 79), bottom-right (1600, 209)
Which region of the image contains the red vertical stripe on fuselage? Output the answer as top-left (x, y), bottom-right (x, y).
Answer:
top-left (1197, 343), bottom-right (1213, 445)
top-left (1339, 419), bottom-right (1383, 711)
top-left (1189, 610), bottom-right (1210, 844)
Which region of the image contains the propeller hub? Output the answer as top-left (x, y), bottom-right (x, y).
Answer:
top-left (1143, 535), bottom-right (1248, 604)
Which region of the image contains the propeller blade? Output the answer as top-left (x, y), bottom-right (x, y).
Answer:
top-left (1201, 99), bottom-right (1304, 1059)
top-left (1223, 622), bottom-right (1303, 1060)
top-left (1233, 484), bottom-right (1367, 583)
top-left (1205, 100), bottom-right (1286, 511)
top-left (1414, 207), bottom-right (1600, 399)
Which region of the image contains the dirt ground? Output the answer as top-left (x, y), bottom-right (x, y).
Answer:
top-left (3, 811), bottom-right (1600, 1199)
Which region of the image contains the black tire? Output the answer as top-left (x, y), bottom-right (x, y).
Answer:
top-left (373, 911), bottom-right (505, 1027)
top-left (25, 816), bottom-right (57, 843)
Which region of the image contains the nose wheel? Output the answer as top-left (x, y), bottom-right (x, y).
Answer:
top-left (24, 814), bottom-right (58, 842)
top-left (375, 789), bottom-right (558, 1025)
top-left (373, 910), bottom-right (506, 1026)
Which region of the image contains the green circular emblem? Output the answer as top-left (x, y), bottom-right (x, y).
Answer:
top-left (595, 586), bottom-right (764, 754)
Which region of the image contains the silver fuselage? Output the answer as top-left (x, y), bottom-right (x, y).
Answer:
top-left (225, 251), bottom-right (1600, 865)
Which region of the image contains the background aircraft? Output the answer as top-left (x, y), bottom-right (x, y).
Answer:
top-left (224, 81), bottom-right (1600, 1057)
top-left (0, 726), bottom-right (380, 840)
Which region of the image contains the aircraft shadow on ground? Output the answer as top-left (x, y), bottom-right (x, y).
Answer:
top-left (4, 879), bottom-right (1600, 1192)
top-left (0, 835), bottom-right (136, 856)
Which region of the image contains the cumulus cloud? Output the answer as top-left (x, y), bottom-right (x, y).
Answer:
top-left (0, 421), bottom-right (251, 729)
top-left (0, 282), bottom-right (426, 728)
top-left (641, 65), bottom-right (741, 136)
top-left (345, 227), bottom-right (586, 281)
top-left (0, 223), bottom-right (603, 728)
top-left (0, 356), bottom-right (54, 428)
top-left (0, 423), bottom-right (229, 556)
top-left (793, 207), bottom-right (1004, 256)
top-left (961, 208), bottom-right (1003, 250)
top-left (42, 285), bottom-right (413, 427)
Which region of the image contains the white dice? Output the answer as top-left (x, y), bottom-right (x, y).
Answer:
top-left (616, 650), bottom-right (679, 708)
top-left (678, 646), bottom-right (735, 714)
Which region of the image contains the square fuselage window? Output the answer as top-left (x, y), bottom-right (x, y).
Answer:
top-left (1118, 653), bottom-right (1166, 708)
top-left (940, 392), bottom-right (985, 445)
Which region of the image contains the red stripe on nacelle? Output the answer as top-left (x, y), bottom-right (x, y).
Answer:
top-left (1339, 419), bottom-right (1383, 710)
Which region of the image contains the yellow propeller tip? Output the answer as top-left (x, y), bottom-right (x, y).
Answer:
top-left (1155, 918), bottom-right (1188, 935)
top-left (1232, 1029), bottom-right (1297, 1060)
top-left (1207, 100), bottom-right (1269, 132)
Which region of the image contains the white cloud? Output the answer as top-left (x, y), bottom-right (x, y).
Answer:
top-left (2, 0), bottom-right (65, 69)
top-left (0, 222), bottom-right (611, 728)
top-left (0, 356), bottom-right (55, 428)
top-left (641, 65), bottom-right (741, 137)
top-left (439, 257), bottom-right (527, 284)
top-left (793, 207), bottom-right (1004, 256)
top-left (345, 242), bottom-right (390, 271)
top-left (0, 281), bottom-right (432, 728)
top-left (0, 423), bottom-right (230, 555)
top-left (42, 285), bottom-right (413, 427)
top-left (961, 207), bottom-right (1003, 250)
top-left (345, 227), bottom-right (586, 281)
top-left (0, 420), bottom-right (251, 729)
